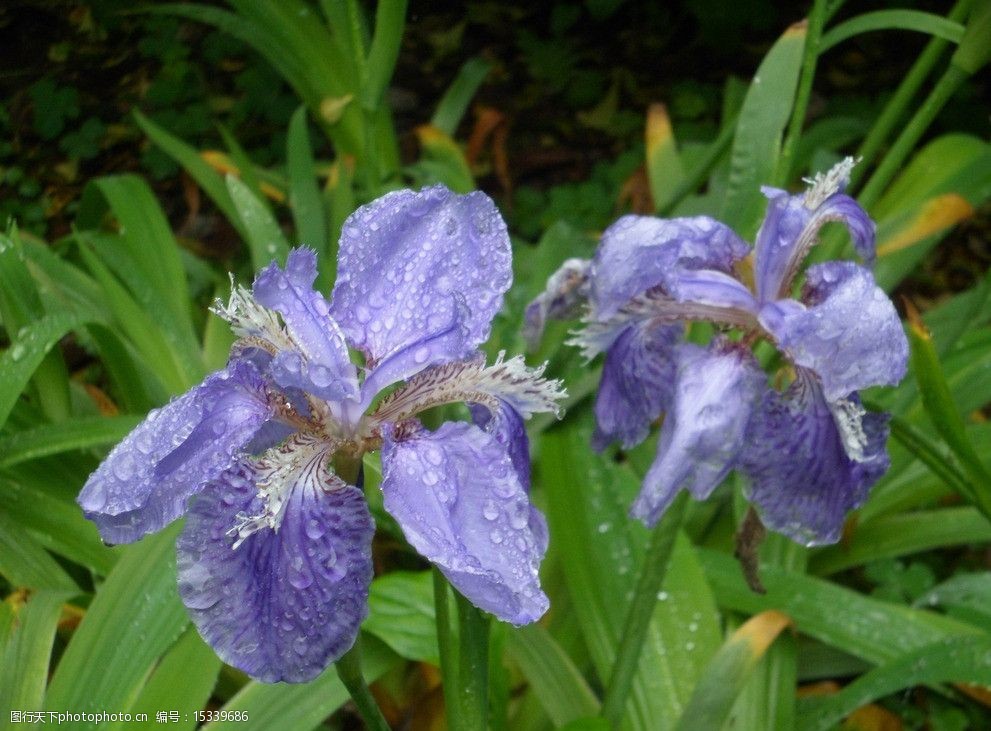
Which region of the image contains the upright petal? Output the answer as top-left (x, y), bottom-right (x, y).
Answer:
top-left (470, 400), bottom-right (530, 490)
top-left (381, 422), bottom-right (548, 625)
top-left (591, 215), bottom-right (748, 318)
top-left (176, 452), bottom-right (374, 683)
top-left (592, 320), bottom-right (680, 451)
top-left (331, 186), bottom-right (512, 367)
top-left (253, 249), bottom-right (359, 401)
top-left (758, 262), bottom-right (908, 401)
top-left (77, 361), bottom-right (274, 545)
top-left (631, 343), bottom-right (765, 525)
top-left (754, 159), bottom-right (874, 302)
top-left (740, 370), bottom-right (889, 545)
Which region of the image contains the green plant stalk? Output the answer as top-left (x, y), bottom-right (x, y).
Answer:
top-left (456, 589), bottom-right (490, 731)
top-left (433, 568), bottom-right (461, 727)
top-left (776, 0), bottom-right (829, 186)
top-left (335, 638), bottom-right (391, 731)
top-left (857, 63), bottom-right (968, 209)
top-left (600, 491), bottom-right (689, 728)
top-left (850, 0), bottom-right (973, 189)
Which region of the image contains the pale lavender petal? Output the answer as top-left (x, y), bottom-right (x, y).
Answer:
top-left (664, 269), bottom-right (759, 314)
top-left (523, 258), bottom-right (591, 349)
top-left (754, 187), bottom-right (874, 303)
top-left (591, 215), bottom-right (748, 318)
top-left (631, 343), bottom-right (765, 525)
top-left (470, 400), bottom-right (530, 490)
top-left (592, 320), bottom-right (680, 451)
top-left (331, 186), bottom-right (512, 366)
top-left (77, 361), bottom-right (274, 545)
top-left (176, 457), bottom-right (374, 683)
top-left (253, 248), bottom-right (359, 401)
top-left (741, 370), bottom-right (889, 545)
top-left (381, 422), bottom-right (548, 624)
top-left (758, 262), bottom-right (908, 401)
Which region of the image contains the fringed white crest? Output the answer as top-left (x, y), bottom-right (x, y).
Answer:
top-left (368, 351), bottom-right (566, 431)
top-left (228, 434), bottom-right (337, 548)
top-left (803, 156), bottom-right (857, 210)
top-left (827, 397), bottom-right (871, 463)
top-left (211, 277), bottom-right (294, 353)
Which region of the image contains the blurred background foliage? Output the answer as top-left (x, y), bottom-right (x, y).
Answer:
top-left (1, 0), bottom-right (991, 729)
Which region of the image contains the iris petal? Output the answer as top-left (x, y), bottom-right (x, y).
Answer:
top-left (381, 422), bottom-right (548, 624)
top-left (741, 370), bottom-right (889, 545)
top-left (77, 361), bottom-right (273, 545)
top-left (331, 186), bottom-right (512, 370)
top-left (631, 343), bottom-right (765, 525)
top-left (176, 457), bottom-right (374, 683)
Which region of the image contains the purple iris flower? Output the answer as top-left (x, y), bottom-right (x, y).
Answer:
top-left (526, 159), bottom-right (908, 546)
top-left (77, 186), bottom-right (564, 683)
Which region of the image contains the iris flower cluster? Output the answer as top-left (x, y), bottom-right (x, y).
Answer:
top-left (78, 186), bottom-right (564, 683)
top-left (526, 159), bottom-right (908, 545)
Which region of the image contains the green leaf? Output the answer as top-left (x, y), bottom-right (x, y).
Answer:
top-left (645, 104), bottom-right (685, 213)
top-left (133, 110), bottom-right (247, 241)
top-left (432, 57), bottom-right (492, 135)
top-left (202, 634), bottom-right (398, 731)
top-left (820, 10), bottom-right (965, 53)
top-left (700, 548), bottom-right (981, 665)
top-left (226, 174), bottom-right (291, 271)
top-left (0, 477), bottom-right (118, 576)
top-left (286, 106), bottom-right (328, 270)
top-left (0, 312), bottom-right (85, 429)
top-left (506, 623), bottom-right (600, 725)
top-left (363, 570), bottom-right (438, 664)
top-left (918, 573), bottom-right (991, 628)
top-left (0, 415), bottom-right (141, 469)
top-left (796, 636), bottom-right (991, 731)
top-left (675, 611), bottom-right (792, 731)
top-left (45, 526), bottom-right (189, 724)
top-left (362, 0), bottom-right (407, 110)
top-left (0, 591), bottom-right (71, 717)
top-left (111, 628), bottom-right (221, 731)
top-left (810, 507), bottom-right (991, 575)
top-left (0, 511), bottom-right (77, 591)
top-left (413, 125), bottom-right (475, 193)
top-left (721, 23), bottom-right (806, 236)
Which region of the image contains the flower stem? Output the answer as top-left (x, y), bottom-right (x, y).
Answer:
top-left (600, 491), bottom-right (689, 729)
top-left (433, 568), bottom-right (462, 727)
top-left (455, 589), bottom-right (490, 731)
top-left (335, 636), bottom-right (392, 731)
top-left (775, 0), bottom-right (829, 187)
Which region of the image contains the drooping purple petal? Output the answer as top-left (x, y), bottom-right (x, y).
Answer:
top-left (470, 399), bottom-right (530, 490)
top-left (523, 258), bottom-right (591, 349)
top-left (590, 215), bottom-right (749, 318)
top-left (330, 186), bottom-right (512, 367)
top-left (753, 181), bottom-right (874, 302)
top-left (631, 343), bottom-right (765, 525)
top-left (758, 262), bottom-right (908, 401)
top-left (664, 268), bottom-right (760, 315)
top-left (77, 361), bottom-right (274, 545)
top-left (740, 370), bottom-right (889, 545)
top-left (592, 320), bottom-right (681, 451)
top-left (253, 248), bottom-right (359, 402)
top-left (176, 451), bottom-right (374, 683)
top-left (381, 422), bottom-right (548, 624)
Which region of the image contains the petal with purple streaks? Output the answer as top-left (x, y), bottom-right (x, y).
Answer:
top-left (381, 422), bottom-right (548, 624)
top-left (176, 448), bottom-right (374, 683)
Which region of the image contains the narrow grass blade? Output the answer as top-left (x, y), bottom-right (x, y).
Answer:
top-left (286, 106), bottom-right (327, 259)
top-left (363, 570), bottom-right (437, 664)
top-left (820, 10), bottom-right (965, 53)
top-left (0, 511), bottom-right (78, 591)
top-left (225, 174), bottom-right (291, 270)
top-left (0, 591), bottom-right (71, 717)
top-left (645, 103), bottom-right (685, 212)
top-left (362, 0), bottom-right (407, 110)
top-left (0, 415), bottom-right (141, 469)
top-left (432, 57), bottom-right (492, 135)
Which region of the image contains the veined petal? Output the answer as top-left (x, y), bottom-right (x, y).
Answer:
top-left (592, 320), bottom-right (680, 451)
top-left (253, 249), bottom-right (359, 402)
top-left (365, 351), bottom-right (565, 435)
top-left (758, 262), bottom-right (908, 401)
top-left (740, 369), bottom-right (889, 545)
top-left (330, 186), bottom-right (512, 366)
top-left (77, 361), bottom-right (274, 545)
top-left (664, 269), bottom-right (760, 314)
top-left (631, 343), bottom-right (765, 525)
top-left (523, 258), bottom-right (591, 349)
top-left (754, 158), bottom-right (874, 302)
top-left (381, 422), bottom-right (548, 624)
top-left (591, 214), bottom-right (748, 319)
top-left (176, 449), bottom-right (374, 683)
